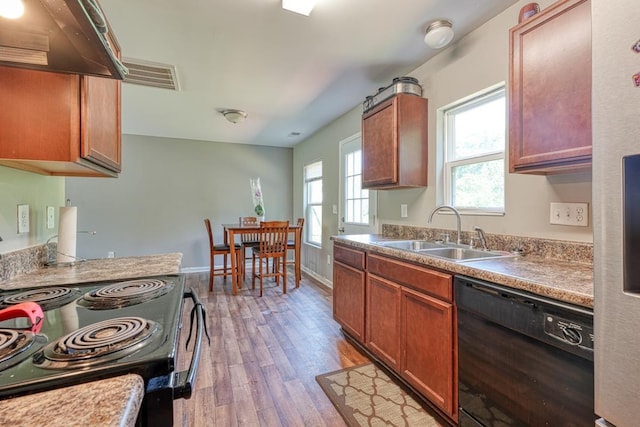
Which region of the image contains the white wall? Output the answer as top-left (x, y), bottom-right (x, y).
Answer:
top-left (293, 0), bottom-right (592, 283)
top-left (66, 134), bottom-right (293, 268)
top-left (0, 166), bottom-right (65, 253)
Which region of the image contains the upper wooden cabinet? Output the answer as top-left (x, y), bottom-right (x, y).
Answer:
top-left (0, 52), bottom-right (122, 177)
top-left (509, 0), bottom-right (591, 174)
top-left (362, 93), bottom-right (428, 188)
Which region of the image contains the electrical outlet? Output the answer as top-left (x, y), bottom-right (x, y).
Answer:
top-left (401, 204), bottom-right (408, 218)
top-left (327, 254), bottom-right (331, 265)
top-left (107, 251), bottom-right (115, 258)
top-left (550, 202), bottom-right (589, 226)
top-left (46, 206), bottom-right (55, 229)
top-left (17, 204), bottom-right (29, 233)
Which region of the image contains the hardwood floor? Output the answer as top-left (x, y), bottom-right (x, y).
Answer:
top-left (173, 269), bottom-right (370, 426)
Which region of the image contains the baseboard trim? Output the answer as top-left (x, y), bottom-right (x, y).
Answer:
top-left (182, 264), bottom-right (333, 289)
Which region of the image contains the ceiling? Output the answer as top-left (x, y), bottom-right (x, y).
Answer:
top-left (101, 0), bottom-right (518, 148)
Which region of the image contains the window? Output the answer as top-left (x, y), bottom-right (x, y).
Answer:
top-left (304, 161), bottom-right (323, 246)
top-left (443, 85), bottom-right (506, 213)
top-left (344, 149), bottom-right (369, 224)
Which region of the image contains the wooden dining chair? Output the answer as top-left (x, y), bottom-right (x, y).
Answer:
top-left (204, 219), bottom-right (242, 292)
top-left (239, 216), bottom-right (261, 280)
top-left (251, 220), bottom-right (289, 297)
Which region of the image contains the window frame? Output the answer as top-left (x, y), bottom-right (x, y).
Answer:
top-left (304, 160), bottom-right (323, 247)
top-left (442, 84), bottom-right (506, 215)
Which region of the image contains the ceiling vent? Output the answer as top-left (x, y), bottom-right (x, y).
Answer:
top-left (122, 58), bottom-right (180, 90)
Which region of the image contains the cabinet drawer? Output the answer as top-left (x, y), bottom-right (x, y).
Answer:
top-left (334, 244), bottom-right (366, 270)
top-left (368, 254), bottom-right (452, 302)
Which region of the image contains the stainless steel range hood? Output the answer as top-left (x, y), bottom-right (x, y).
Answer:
top-left (0, 0), bottom-right (127, 79)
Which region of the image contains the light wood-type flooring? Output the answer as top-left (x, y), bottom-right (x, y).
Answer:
top-left (173, 269), bottom-right (370, 426)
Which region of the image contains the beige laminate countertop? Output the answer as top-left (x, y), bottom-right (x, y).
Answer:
top-left (0, 374), bottom-right (144, 427)
top-left (333, 235), bottom-right (593, 308)
top-left (0, 252), bottom-right (183, 426)
top-left (0, 252), bottom-right (183, 290)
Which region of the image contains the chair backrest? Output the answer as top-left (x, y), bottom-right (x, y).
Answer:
top-left (204, 218), bottom-right (214, 250)
top-left (240, 216), bottom-right (259, 243)
top-left (258, 220), bottom-right (289, 256)
top-left (240, 216), bottom-right (258, 225)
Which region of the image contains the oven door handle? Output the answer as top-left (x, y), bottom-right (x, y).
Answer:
top-left (174, 288), bottom-right (207, 400)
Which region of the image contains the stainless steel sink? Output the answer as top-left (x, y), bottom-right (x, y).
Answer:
top-left (376, 240), bottom-right (445, 251)
top-left (374, 239), bottom-right (514, 262)
top-left (420, 247), bottom-right (513, 262)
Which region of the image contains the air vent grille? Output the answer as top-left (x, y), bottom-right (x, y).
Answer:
top-left (122, 58), bottom-right (179, 90)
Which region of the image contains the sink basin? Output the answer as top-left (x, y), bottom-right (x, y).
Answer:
top-left (420, 247), bottom-right (513, 262)
top-left (376, 240), bottom-right (445, 251)
top-left (373, 239), bottom-right (514, 262)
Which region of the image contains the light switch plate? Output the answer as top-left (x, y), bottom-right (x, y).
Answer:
top-left (46, 206), bottom-right (55, 229)
top-left (550, 202), bottom-right (589, 226)
top-left (17, 204), bottom-right (29, 233)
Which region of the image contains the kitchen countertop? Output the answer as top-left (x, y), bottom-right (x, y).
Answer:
top-left (333, 234), bottom-right (593, 308)
top-left (0, 252), bottom-right (183, 290)
top-left (0, 374), bottom-right (144, 427)
top-left (0, 252), bottom-right (183, 425)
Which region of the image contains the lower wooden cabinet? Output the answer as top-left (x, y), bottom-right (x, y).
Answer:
top-left (366, 253), bottom-right (456, 421)
top-left (366, 275), bottom-right (401, 370)
top-left (401, 287), bottom-right (455, 418)
top-left (332, 243), bottom-right (457, 422)
top-left (333, 245), bottom-right (366, 343)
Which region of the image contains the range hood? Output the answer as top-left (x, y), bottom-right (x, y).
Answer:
top-left (0, 0), bottom-right (127, 79)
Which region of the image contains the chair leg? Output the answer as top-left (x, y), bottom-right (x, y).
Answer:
top-left (282, 256), bottom-right (287, 294)
top-left (208, 257), bottom-right (214, 292)
top-left (259, 256), bottom-right (264, 297)
top-left (223, 253), bottom-right (228, 280)
top-left (252, 252), bottom-right (257, 290)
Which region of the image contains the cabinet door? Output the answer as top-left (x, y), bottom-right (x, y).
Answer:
top-left (366, 274), bottom-right (401, 370)
top-left (362, 93), bottom-right (428, 188)
top-left (333, 261), bottom-right (366, 343)
top-left (509, 0), bottom-right (591, 174)
top-left (81, 74), bottom-right (122, 172)
top-left (362, 100), bottom-right (397, 187)
top-left (0, 67), bottom-right (80, 162)
top-left (401, 287), bottom-right (455, 419)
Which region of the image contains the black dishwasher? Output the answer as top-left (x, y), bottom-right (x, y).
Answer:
top-left (455, 276), bottom-right (594, 427)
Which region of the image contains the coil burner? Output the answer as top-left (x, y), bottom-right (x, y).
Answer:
top-left (0, 329), bottom-right (42, 371)
top-left (78, 278), bottom-right (174, 309)
top-left (1, 287), bottom-right (81, 311)
top-left (35, 316), bottom-right (159, 369)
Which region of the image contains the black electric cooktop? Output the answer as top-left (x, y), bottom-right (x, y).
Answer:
top-left (0, 274), bottom-right (186, 400)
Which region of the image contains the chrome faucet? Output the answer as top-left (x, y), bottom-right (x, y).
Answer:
top-left (427, 205), bottom-right (462, 245)
top-left (474, 226), bottom-right (488, 250)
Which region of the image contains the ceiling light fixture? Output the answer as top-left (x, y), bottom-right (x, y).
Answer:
top-left (282, 0), bottom-right (316, 16)
top-left (0, 0), bottom-right (25, 19)
top-left (221, 109), bottom-right (247, 124)
top-left (424, 19), bottom-right (454, 49)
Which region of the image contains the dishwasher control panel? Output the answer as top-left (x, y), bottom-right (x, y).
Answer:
top-left (544, 313), bottom-right (594, 351)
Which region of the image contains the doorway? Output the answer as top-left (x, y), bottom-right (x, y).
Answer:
top-left (338, 133), bottom-right (378, 235)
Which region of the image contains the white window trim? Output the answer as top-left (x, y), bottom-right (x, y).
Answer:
top-left (304, 161), bottom-right (323, 247)
top-left (441, 83), bottom-right (506, 216)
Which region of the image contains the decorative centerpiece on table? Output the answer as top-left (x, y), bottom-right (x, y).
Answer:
top-left (250, 177), bottom-right (265, 221)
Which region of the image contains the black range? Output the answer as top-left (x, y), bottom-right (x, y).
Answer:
top-left (0, 274), bottom-right (205, 427)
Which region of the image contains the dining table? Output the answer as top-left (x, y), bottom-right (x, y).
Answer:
top-left (222, 222), bottom-right (302, 295)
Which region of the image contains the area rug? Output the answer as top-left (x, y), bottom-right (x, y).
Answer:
top-left (316, 363), bottom-right (444, 427)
